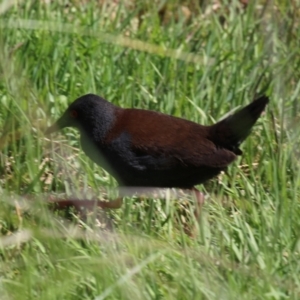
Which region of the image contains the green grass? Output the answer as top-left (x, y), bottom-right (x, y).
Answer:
top-left (0, 0), bottom-right (300, 299)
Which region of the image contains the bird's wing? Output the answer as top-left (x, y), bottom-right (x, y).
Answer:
top-left (105, 109), bottom-right (237, 171)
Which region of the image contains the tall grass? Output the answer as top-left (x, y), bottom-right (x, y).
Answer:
top-left (0, 0), bottom-right (300, 299)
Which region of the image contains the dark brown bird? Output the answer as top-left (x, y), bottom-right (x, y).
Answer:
top-left (46, 94), bottom-right (268, 211)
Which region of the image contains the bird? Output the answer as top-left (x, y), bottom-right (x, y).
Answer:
top-left (45, 93), bottom-right (269, 214)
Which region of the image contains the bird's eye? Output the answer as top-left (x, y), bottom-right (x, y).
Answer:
top-left (70, 110), bottom-right (78, 118)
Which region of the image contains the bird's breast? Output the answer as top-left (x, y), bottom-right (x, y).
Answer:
top-left (80, 134), bottom-right (108, 167)
top-left (80, 131), bottom-right (147, 179)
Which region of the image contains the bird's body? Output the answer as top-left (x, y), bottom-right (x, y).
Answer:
top-left (46, 93), bottom-right (268, 223)
top-left (46, 94), bottom-right (268, 190)
top-left (79, 108), bottom-right (231, 188)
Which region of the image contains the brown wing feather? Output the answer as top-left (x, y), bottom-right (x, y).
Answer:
top-left (105, 108), bottom-right (236, 169)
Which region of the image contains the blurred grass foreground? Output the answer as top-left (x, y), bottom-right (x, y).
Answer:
top-left (0, 1), bottom-right (300, 299)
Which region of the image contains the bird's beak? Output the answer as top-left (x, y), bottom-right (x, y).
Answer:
top-left (45, 122), bottom-right (59, 135)
top-left (45, 114), bottom-right (70, 135)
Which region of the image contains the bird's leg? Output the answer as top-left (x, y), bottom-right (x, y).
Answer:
top-left (96, 197), bottom-right (123, 209)
top-left (191, 187), bottom-right (205, 218)
top-left (181, 187), bottom-right (205, 237)
top-left (48, 197), bottom-right (123, 211)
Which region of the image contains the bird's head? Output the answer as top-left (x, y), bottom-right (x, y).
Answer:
top-left (45, 94), bottom-right (116, 136)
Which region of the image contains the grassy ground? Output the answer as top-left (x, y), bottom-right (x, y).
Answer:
top-left (0, 0), bottom-right (300, 299)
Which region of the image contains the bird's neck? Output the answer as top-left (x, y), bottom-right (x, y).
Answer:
top-left (80, 105), bottom-right (120, 142)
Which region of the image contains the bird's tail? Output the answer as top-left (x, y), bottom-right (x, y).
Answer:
top-left (210, 95), bottom-right (269, 155)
